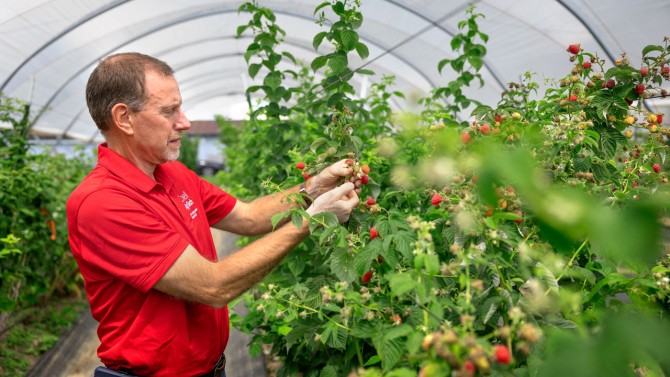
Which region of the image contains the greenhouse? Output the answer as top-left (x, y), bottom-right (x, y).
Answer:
top-left (2, 0), bottom-right (670, 376)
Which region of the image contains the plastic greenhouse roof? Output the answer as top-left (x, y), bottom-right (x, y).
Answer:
top-left (1, 0), bottom-right (669, 143)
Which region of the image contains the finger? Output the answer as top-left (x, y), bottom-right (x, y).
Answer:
top-left (330, 159), bottom-right (354, 177)
top-left (330, 181), bottom-right (355, 197)
top-left (342, 189), bottom-right (360, 210)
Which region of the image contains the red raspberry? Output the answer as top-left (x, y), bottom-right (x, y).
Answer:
top-left (636, 84), bottom-right (645, 95)
top-left (361, 271), bottom-right (373, 284)
top-left (582, 61), bottom-right (591, 69)
top-left (345, 159), bottom-right (354, 166)
top-left (431, 193), bottom-right (442, 207)
top-left (653, 164), bottom-right (661, 173)
top-left (640, 66), bottom-right (649, 77)
top-left (370, 227), bottom-right (379, 240)
top-left (366, 197), bottom-right (376, 206)
top-left (461, 132), bottom-right (471, 144)
top-left (494, 345), bottom-right (512, 365)
top-left (662, 66), bottom-right (670, 75)
top-left (569, 94), bottom-right (578, 101)
top-left (658, 114), bottom-right (664, 124)
top-left (302, 172), bottom-right (310, 180)
top-left (567, 44), bottom-right (580, 54)
top-left (361, 174), bottom-right (369, 185)
top-left (296, 162), bottom-right (305, 170)
top-left (494, 114), bottom-right (502, 123)
top-left (480, 124), bottom-right (491, 135)
top-left (463, 361), bottom-right (476, 373)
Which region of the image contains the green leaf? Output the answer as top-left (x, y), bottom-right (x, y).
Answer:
top-left (313, 31), bottom-right (328, 51)
top-left (355, 42), bottom-right (369, 59)
top-left (277, 324), bottom-right (293, 336)
top-left (291, 212), bottom-right (304, 230)
top-left (248, 63), bottom-right (262, 79)
top-left (310, 137), bottom-right (328, 152)
top-left (236, 24), bottom-right (249, 37)
top-left (319, 365), bottom-right (338, 377)
top-left (271, 211), bottom-right (289, 229)
top-left (341, 29), bottom-right (359, 51)
top-left (438, 59), bottom-right (450, 74)
top-left (642, 45), bottom-right (664, 56)
top-left (389, 272), bottom-right (417, 296)
top-left (468, 56), bottom-right (483, 71)
top-left (424, 254), bottom-right (440, 276)
top-left (330, 248), bottom-right (357, 283)
top-left (328, 53), bottom-right (348, 75)
top-left (377, 338), bottom-right (404, 371)
top-left (355, 68), bottom-right (375, 75)
top-left (281, 51), bottom-right (297, 64)
top-left (363, 355), bottom-right (381, 366)
top-left (313, 212), bottom-right (339, 228)
top-left (264, 73), bottom-right (281, 89)
top-left (311, 55), bottom-right (329, 71)
top-left (313, 1), bottom-right (330, 15)
top-left (354, 238), bottom-right (382, 275)
top-left (383, 324), bottom-right (412, 340)
top-left (322, 320), bottom-right (348, 349)
top-left (536, 262), bottom-right (559, 292)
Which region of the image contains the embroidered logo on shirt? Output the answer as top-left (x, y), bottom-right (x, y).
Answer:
top-left (178, 191), bottom-right (198, 219)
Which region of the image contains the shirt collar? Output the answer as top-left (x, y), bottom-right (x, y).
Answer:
top-left (97, 143), bottom-right (175, 193)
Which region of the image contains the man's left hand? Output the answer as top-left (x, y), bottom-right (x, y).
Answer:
top-left (307, 159), bottom-right (362, 198)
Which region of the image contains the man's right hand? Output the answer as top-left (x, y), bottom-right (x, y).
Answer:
top-left (306, 182), bottom-right (359, 223)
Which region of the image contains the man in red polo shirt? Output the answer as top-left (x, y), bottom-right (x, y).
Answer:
top-left (66, 52), bottom-right (359, 376)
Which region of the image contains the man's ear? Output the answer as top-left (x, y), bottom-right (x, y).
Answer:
top-left (110, 103), bottom-right (134, 136)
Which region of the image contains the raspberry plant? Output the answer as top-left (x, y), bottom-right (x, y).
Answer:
top-left (214, 3), bottom-right (670, 376)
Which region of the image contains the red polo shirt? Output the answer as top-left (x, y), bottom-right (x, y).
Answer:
top-left (67, 143), bottom-right (236, 376)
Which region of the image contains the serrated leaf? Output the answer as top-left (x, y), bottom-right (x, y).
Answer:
top-left (355, 68), bottom-right (375, 75)
top-left (592, 163), bottom-right (610, 183)
top-left (642, 45), bottom-right (664, 56)
top-left (469, 56), bottom-right (483, 71)
top-left (389, 272), bottom-right (416, 296)
top-left (321, 320), bottom-right (348, 350)
top-left (311, 55), bottom-right (329, 71)
top-left (364, 355), bottom-right (381, 366)
top-left (310, 137), bottom-right (328, 152)
top-left (320, 365), bottom-right (338, 377)
top-left (248, 63), bottom-right (262, 79)
top-left (330, 248), bottom-right (357, 283)
top-left (277, 324), bottom-right (293, 336)
top-left (355, 42), bottom-right (369, 59)
top-left (236, 24), bottom-right (249, 37)
top-left (535, 262), bottom-right (559, 292)
top-left (481, 296), bottom-right (501, 324)
top-left (314, 212), bottom-right (339, 228)
top-left (354, 238), bottom-right (382, 275)
top-left (383, 324), bottom-right (412, 341)
top-left (341, 29), bottom-right (359, 51)
top-left (313, 31), bottom-right (328, 51)
top-left (393, 230), bottom-right (416, 260)
top-left (543, 316), bottom-right (578, 329)
top-left (328, 53), bottom-right (348, 75)
top-left (313, 1), bottom-right (330, 15)
top-left (378, 338), bottom-right (404, 371)
top-left (424, 254), bottom-right (440, 276)
top-left (271, 211), bottom-right (289, 229)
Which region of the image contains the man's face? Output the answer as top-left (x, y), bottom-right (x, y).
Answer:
top-left (130, 70), bottom-right (190, 165)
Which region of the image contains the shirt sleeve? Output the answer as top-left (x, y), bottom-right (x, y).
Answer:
top-left (75, 189), bottom-right (190, 293)
top-left (196, 175), bottom-right (237, 226)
